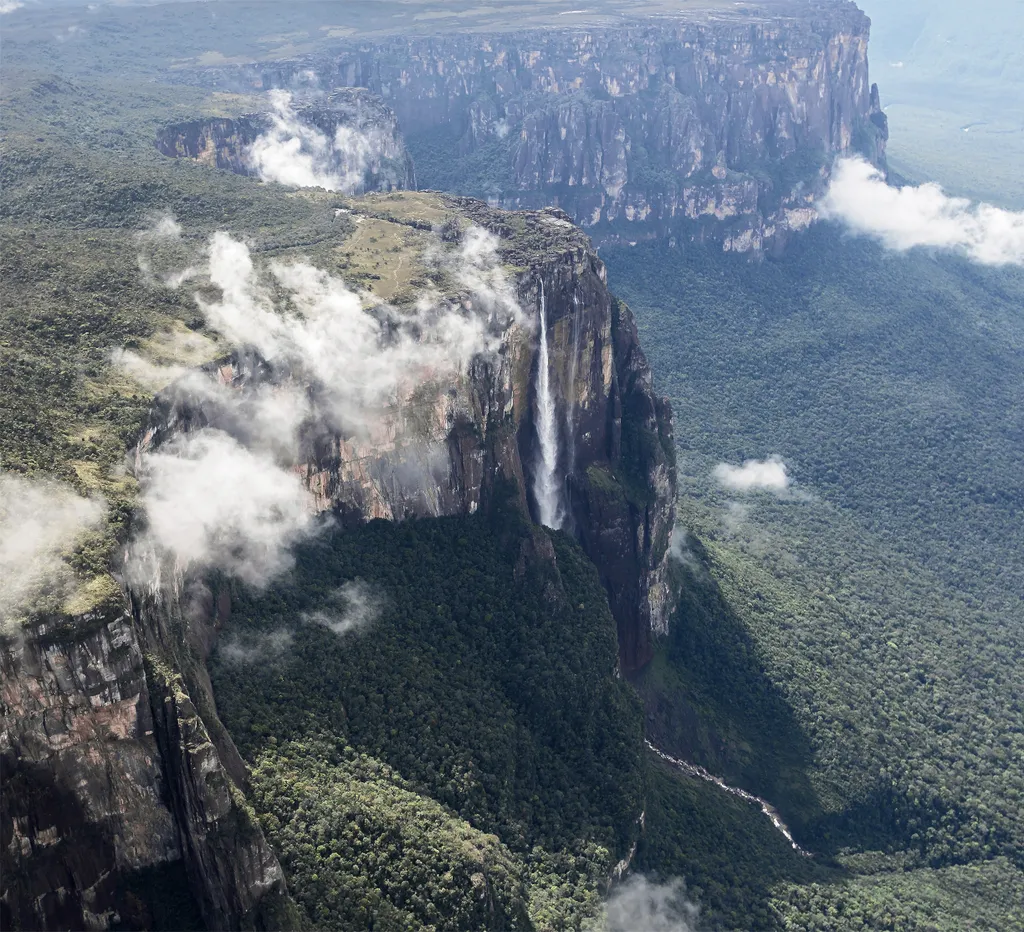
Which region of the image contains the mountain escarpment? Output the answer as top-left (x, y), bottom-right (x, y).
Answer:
top-left (1, 192), bottom-right (672, 930)
top-left (178, 0), bottom-right (887, 253)
top-left (141, 194), bottom-right (676, 671)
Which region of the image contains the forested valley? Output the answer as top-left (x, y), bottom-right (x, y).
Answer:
top-left (604, 230), bottom-right (1024, 927)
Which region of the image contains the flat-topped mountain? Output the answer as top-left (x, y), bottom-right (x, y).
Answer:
top-left (171, 0), bottom-right (887, 253)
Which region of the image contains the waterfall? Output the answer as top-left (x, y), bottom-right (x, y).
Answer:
top-left (534, 280), bottom-right (563, 529)
top-left (565, 289), bottom-right (583, 477)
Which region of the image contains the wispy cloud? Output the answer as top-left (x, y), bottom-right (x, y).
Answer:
top-left (602, 876), bottom-right (700, 932)
top-left (247, 89), bottom-right (386, 194)
top-left (819, 157), bottom-right (1024, 265)
top-left (668, 527), bottom-right (705, 578)
top-left (219, 628), bottom-right (295, 664)
top-left (713, 456), bottom-right (789, 493)
top-left (303, 579), bottom-right (382, 636)
top-left (0, 474), bottom-right (104, 628)
top-left (136, 212), bottom-right (200, 288)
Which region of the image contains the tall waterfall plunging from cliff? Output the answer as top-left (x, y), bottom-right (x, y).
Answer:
top-left (565, 289), bottom-right (583, 478)
top-left (534, 281), bottom-right (563, 529)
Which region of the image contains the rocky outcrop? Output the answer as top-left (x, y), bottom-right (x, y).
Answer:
top-left (138, 196), bottom-right (675, 670)
top-left (175, 0), bottom-right (887, 253)
top-left (1, 604), bottom-right (180, 931)
top-left (155, 88), bottom-right (415, 193)
top-left (0, 588), bottom-right (293, 930)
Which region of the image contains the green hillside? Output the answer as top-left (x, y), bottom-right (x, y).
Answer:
top-left (208, 507), bottom-right (645, 930)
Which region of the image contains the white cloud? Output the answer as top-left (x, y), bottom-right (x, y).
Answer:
top-left (0, 1), bottom-right (24, 14)
top-left (713, 456), bottom-right (790, 493)
top-left (303, 579), bottom-right (382, 635)
top-left (603, 876), bottom-right (700, 932)
top-left (0, 474), bottom-right (105, 627)
top-left (123, 224), bottom-right (522, 591)
top-left (247, 89), bottom-right (386, 194)
top-left (722, 499), bottom-right (751, 536)
top-left (819, 157), bottom-right (1024, 265)
top-left (219, 628), bottom-right (295, 664)
top-left (197, 229), bottom-right (515, 438)
top-left (130, 430), bottom-right (313, 588)
top-left (668, 527), bottom-right (706, 577)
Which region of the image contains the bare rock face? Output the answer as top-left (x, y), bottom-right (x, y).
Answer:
top-left (155, 88), bottom-right (415, 193)
top-left (1, 604), bottom-right (178, 931)
top-left (178, 0), bottom-right (887, 253)
top-left (0, 591), bottom-right (293, 931)
top-left (139, 197), bottom-right (676, 671)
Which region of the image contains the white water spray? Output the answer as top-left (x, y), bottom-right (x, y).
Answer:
top-left (565, 288), bottom-right (583, 475)
top-left (534, 280), bottom-right (563, 529)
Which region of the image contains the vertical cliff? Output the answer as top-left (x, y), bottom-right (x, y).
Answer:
top-left (0, 589), bottom-right (292, 931)
top-left (138, 195), bottom-right (675, 670)
top-left (155, 88), bottom-right (416, 193)
top-left (177, 0), bottom-right (887, 253)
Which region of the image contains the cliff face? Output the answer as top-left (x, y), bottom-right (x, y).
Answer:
top-left (179, 0), bottom-right (887, 253)
top-left (1, 604), bottom-right (178, 931)
top-left (155, 88), bottom-right (415, 193)
top-left (139, 196), bottom-right (675, 671)
top-left (0, 591), bottom-right (289, 931)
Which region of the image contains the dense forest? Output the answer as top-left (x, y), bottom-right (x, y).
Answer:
top-left (208, 505), bottom-right (646, 930)
top-left (604, 231), bottom-right (1024, 926)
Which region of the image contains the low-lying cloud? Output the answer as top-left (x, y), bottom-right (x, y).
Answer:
top-left (303, 579), bottom-right (383, 635)
top-left (217, 579), bottom-right (382, 664)
top-left (219, 628), bottom-right (295, 664)
top-left (603, 876), bottom-right (700, 932)
top-left (136, 212), bottom-right (200, 288)
top-left (819, 157), bottom-right (1024, 266)
top-left (247, 89), bottom-right (385, 194)
top-left (131, 430), bottom-right (313, 588)
top-left (0, 474), bottom-right (104, 627)
top-left (122, 218), bottom-right (523, 592)
top-left (713, 456), bottom-right (790, 493)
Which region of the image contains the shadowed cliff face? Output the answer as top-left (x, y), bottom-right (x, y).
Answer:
top-left (155, 88), bottom-right (415, 194)
top-left (0, 605), bottom-right (181, 931)
top-left (177, 1), bottom-right (887, 253)
top-left (0, 590), bottom-right (291, 931)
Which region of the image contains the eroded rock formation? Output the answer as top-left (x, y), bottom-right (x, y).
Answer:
top-left (0, 591), bottom-right (292, 931)
top-left (156, 88), bottom-right (415, 193)
top-left (177, 0), bottom-right (887, 253)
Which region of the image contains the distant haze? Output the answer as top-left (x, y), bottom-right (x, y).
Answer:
top-left (859, 0), bottom-right (1024, 207)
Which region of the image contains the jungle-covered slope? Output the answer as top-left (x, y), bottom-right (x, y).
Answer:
top-left (604, 231), bottom-right (1024, 927)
